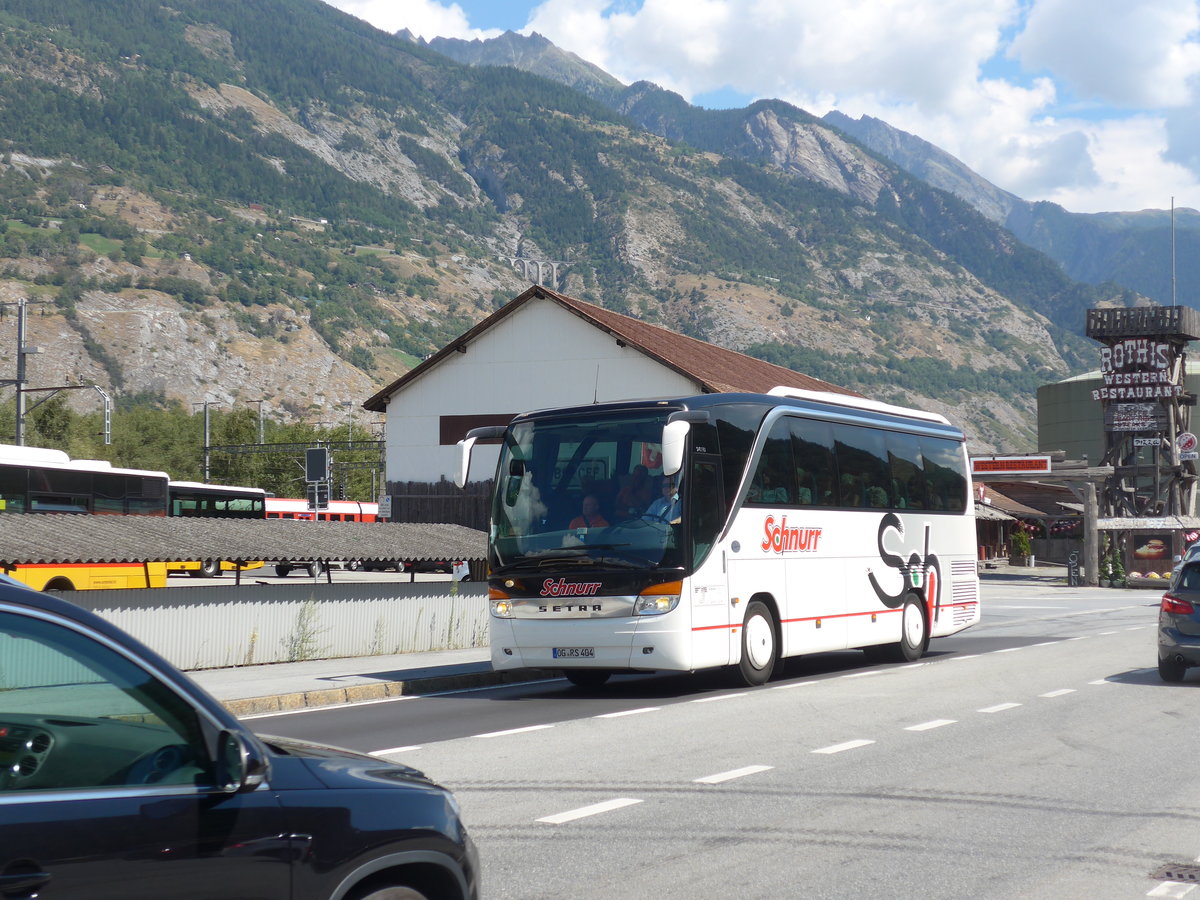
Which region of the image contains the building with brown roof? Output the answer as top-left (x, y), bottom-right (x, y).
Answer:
top-left (363, 285), bottom-right (857, 486)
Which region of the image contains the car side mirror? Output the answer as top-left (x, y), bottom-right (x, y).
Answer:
top-left (217, 730), bottom-right (269, 793)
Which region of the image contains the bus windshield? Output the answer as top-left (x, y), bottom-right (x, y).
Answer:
top-left (490, 410), bottom-right (685, 572)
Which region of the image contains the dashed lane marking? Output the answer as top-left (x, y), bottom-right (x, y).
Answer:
top-left (369, 745), bottom-right (421, 755)
top-left (694, 765), bottom-right (774, 784)
top-left (474, 724), bottom-right (555, 738)
top-left (812, 739), bottom-right (876, 754)
top-left (595, 707), bottom-right (661, 719)
top-left (978, 702), bottom-right (1022, 713)
top-left (537, 798), bottom-right (643, 824)
top-left (905, 719), bottom-right (956, 732)
top-left (1039, 689), bottom-right (1076, 698)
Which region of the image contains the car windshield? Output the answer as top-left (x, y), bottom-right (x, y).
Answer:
top-left (489, 410), bottom-right (685, 572)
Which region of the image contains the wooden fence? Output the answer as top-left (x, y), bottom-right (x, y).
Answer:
top-left (385, 479), bottom-right (493, 530)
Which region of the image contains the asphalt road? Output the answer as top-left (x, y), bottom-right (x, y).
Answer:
top-left (247, 581), bottom-right (1195, 900)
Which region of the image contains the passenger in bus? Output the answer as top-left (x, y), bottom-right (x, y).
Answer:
top-left (794, 467), bottom-right (814, 504)
top-left (569, 494), bottom-right (609, 530)
top-left (615, 464), bottom-right (653, 518)
top-left (645, 477), bottom-right (681, 522)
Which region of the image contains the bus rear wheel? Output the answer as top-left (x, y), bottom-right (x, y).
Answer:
top-left (188, 559), bottom-right (222, 578)
top-left (890, 594), bottom-right (928, 662)
top-left (738, 600), bottom-right (778, 686)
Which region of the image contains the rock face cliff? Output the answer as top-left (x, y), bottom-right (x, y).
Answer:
top-left (0, 2), bottom-right (1127, 453)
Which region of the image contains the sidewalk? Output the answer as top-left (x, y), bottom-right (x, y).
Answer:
top-left (190, 647), bottom-right (554, 717)
top-left (192, 560), bottom-right (1077, 718)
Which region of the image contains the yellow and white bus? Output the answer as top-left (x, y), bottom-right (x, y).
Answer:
top-left (0, 445), bottom-right (171, 590)
top-left (459, 387), bottom-right (981, 688)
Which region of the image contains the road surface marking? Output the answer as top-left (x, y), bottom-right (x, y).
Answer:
top-left (694, 765), bottom-right (774, 784)
top-left (538, 798), bottom-right (643, 824)
top-left (905, 719), bottom-right (956, 731)
top-left (475, 724), bottom-right (554, 738)
top-left (693, 692), bottom-right (748, 703)
top-left (1147, 882), bottom-right (1196, 897)
top-left (1039, 689), bottom-right (1076, 698)
top-left (978, 702), bottom-right (1022, 713)
top-left (812, 739), bottom-right (875, 754)
top-left (370, 745), bottom-right (421, 755)
top-left (596, 707), bottom-right (660, 718)
top-left (843, 670), bottom-right (883, 678)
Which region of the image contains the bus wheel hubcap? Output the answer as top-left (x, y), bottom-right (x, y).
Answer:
top-left (904, 603), bottom-right (924, 647)
top-left (746, 614), bottom-right (774, 669)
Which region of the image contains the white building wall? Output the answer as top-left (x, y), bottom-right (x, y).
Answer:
top-left (382, 296), bottom-right (700, 482)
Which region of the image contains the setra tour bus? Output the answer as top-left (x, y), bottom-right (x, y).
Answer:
top-left (0, 444), bottom-right (172, 590)
top-left (457, 386), bottom-right (981, 688)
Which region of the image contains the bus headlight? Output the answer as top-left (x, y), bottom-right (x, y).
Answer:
top-left (490, 587), bottom-right (514, 618)
top-left (635, 581), bottom-right (682, 615)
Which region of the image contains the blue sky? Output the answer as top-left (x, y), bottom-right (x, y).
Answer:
top-left (326, 1), bottom-right (1200, 215)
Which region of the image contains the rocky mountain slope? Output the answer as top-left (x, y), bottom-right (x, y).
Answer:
top-left (0, 2), bottom-right (1135, 454)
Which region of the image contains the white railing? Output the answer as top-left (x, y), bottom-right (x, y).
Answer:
top-left (68, 582), bottom-right (490, 671)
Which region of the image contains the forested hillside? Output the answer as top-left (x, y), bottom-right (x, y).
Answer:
top-left (0, 0), bottom-right (1134, 471)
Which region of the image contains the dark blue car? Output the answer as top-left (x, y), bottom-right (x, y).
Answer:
top-left (0, 581), bottom-right (479, 899)
top-left (1159, 561), bottom-right (1200, 682)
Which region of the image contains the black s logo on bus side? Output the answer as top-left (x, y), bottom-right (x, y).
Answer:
top-left (868, 512), bottom-right (941, 619)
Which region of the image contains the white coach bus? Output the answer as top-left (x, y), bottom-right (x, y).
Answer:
top-left (458, 387), bottom-right (980, 688)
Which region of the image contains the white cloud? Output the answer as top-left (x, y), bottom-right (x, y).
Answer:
top-left (324, 0), bottom-right (1200, 212)
top-left (325, 0), bottom-right (500, 40)
top-left (1009, 0), bottom-right (1200, 108)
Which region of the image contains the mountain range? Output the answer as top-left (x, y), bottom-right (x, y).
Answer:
top-left (0, 1), bottom-right (1162, 456)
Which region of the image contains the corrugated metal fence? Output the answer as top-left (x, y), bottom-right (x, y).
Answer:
top-left (66, 582), bottom-right (490, 671)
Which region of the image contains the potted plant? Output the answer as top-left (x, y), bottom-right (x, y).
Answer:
top-left (1010, 526), bottom-right (1033, 566)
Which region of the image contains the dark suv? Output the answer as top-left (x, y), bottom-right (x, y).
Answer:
top-left (0, 582), bottom-right (479, 899)
top-left (1158, 560), bottom-right (1200, 682)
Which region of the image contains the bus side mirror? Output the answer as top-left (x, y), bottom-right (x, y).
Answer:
top-left (455, 425), bottom-right (508, 489)
top-left (455, 437), bottom-right (478, 489)
top-left (661, 421), bottom-right (690, 478)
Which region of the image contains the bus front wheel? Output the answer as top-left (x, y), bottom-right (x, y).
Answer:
top-left (738, 600), bottom-right (778, 686)
top-left (564, 670), bottom-right (611, 689)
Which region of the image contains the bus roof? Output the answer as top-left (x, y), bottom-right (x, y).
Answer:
top-left (509, 387), bottom-right (964, 440)
top-left (169, 481), bottom-right (268, 496)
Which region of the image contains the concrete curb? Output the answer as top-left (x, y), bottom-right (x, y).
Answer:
top-left (222, 667), bottom-right (558, 717)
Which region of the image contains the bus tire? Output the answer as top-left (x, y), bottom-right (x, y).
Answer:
top-left (564, 670), bottom-right (610, 689)
top-left (738, 600), bottom-right (778, 686)
top-left (275, 564), bottom-right (292, 577)
top-left (199, 559), bottom-right (222, 578)
top-left (892, 593), bottom-right (929, 662)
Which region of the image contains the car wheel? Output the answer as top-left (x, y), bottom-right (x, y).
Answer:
top-left (737, 600), bottom-right (778, 686)
top-left (306, 560), bottom-right (325, 578)
top-left (274, 564), bottom-right (292, 577)
top-left (564, 670), bottom-right (611, 689)
top-left (351, 887), bottom-right (430, 900)
top-left (1159, 654), bottom-right (1188, 682)
top-left (199, 559), bottom-right (222, 578)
